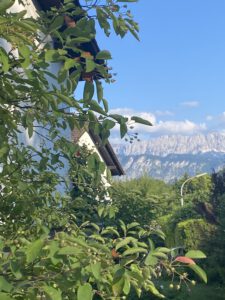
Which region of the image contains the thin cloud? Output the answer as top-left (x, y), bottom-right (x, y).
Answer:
top-left (221, 112), bottom-right (225, 121)
top-left (155, 110), bottom-right (174, 116)
top-left (151, 120), bottom-right (206, 134)
top-left (109, 107), bottom-right (206, 136)
top-left (202, 112), bottom-right (225, 132)
top-left (206, 115), bottom-right (213, 121)
top-left (180, 101), bottom-right (199, 107)
top-left (109, 108), bottom-right (156, 125)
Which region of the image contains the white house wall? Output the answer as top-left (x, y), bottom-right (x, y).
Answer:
top-left (2, 0), bottom-right (71, 193)
top-left (8, 0), bottom-right (39, 18)
top-left (78, 132), bottom-right (111, 188)
top-left (2, 0), bottom-right (112, 194)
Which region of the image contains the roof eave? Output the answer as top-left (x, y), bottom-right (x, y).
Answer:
top-left (89, 128), bottom-right (125, 177)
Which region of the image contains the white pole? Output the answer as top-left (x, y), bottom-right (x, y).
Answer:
top-left (180, 173), bottom-right (207, 207)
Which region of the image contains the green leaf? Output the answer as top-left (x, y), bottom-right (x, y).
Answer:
top-left (189, 264), bottom-right (207, 283)
top-left (18, 45), bottom-right (30, 68)
top-left (97, 205), bottom-right (105, 218)
top-left (48, 241), bottom-right (60, 265)
top-left (112, 268), bottom-right (125, 296)
top-left (0, 146), bottom-right (9, 158)
top-left (0, 293), bottom-right (13, 300)
top-left (102, 98), bottom-right (108, 113)
top-left (90, 222), bottom-right (100, 231)
top-left (0, 277), bottom-right (12, 293)
top-left (95, 80), bottom-right (103, 102)
top-left (45, 50), bottom-right (60, 62)
top-left (102, 119), bottom-right (115, 131)
top-left (109, 114), bottom-right (127, 124)
top-left (155, 247), bottom-right (171, 254)
top-left (28, 124), bottom-right (33, 138)
top-left (14, 19), bottom-right (36, 33)
top-left (115, 237), bottom-right (135, 251)
top-left (58, 246), bottom-right (80, 256)
top-left (127, 222), bottom-right (140, 230)
top-left (152, 251), bottom-right (167, 259)
top-left (131, 116), bottom-right (152, 126)
top-left (145, 253), bottom-right (158, 266)
top-left (90, 234), bottom-right (105, 243)
top-left (58, 68), bottom-right (67, 83)
top-left (113, 277), bottom-right (125, 297)
top-left (122, 247), bottom-right (147, 256)
top-left (91, 262), bottom-right (101, 280)
top-left (68, 37), bottom-right (91, 43)
top-left (72, 237), bottom-right (89, 248)
top-left (123, 276), bottom-right (131, 295)
top-left (119, 220), bottom-right (127, 236)
top-left (101, 227), bottom-right (120, 237)
top-left (0, 48), bottom-right (9, 72)
top-left (86, 58), bottom-right (95, 73)
top-left (43, 286), bottom-right (62, 300)
top-left (0, 0), bottom-right (15, 13)
top-left (77, 283), bottom-right (93, 300)
top-left (10, 261), bottom-right (22, 279)
top-left (64, 58), bottom-right (78, 71)
top-left (90, 101), bottom-right (107, 116)
top-left (120, 122), bottom-right (127, 138)
top-left (53, 92), bottom-right (80, 109)
top-left (185, 250), bottom-right (207, 259)
top-left (96, 8), bottom-right (110, 36)
top-left (154, 229), bottom-right (166, 240)
top-left (50, 15), bottom-right (64, 30)
top-left (148, 282), bottom-right (165, 298)
top-left (83, 81), bottom-right (94, 101)
top-left (126, 23), bottom-right (140, 41)
top-left (96, 50), bottom-right (112, 60)
top-left (26, 239), bottom-right (44, 263)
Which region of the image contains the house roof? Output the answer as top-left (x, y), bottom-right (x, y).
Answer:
top-left (35, 0), bottom-right (81, 12)
top-left (72, 128), bottom-right (125, 177)
top-left (35, 0), bottom-right (103, 61)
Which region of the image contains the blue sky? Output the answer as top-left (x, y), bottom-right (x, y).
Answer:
top-left (94, 0), bottom-right (225, 137)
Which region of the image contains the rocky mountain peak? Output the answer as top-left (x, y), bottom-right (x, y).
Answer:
top-left (112, 132), bottom-right (225, 182)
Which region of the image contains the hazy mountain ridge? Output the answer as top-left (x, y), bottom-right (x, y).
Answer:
top-left (112, 133), bottom-right (225, 182)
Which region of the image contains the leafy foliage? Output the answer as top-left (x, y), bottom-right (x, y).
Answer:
top-left (112, 176), bottom-right (176, 225)
top-left (0, 0), bottom-right (207, 299)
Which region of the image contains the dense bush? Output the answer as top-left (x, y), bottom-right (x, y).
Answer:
top-left (113, 171), bottom-right (225, 288)
top-left (174, 219), bottom-right (215, 250)
top-left (159, 206), bottom-right (208, 248)
top-left (112, 176), bottom-right (176, 226)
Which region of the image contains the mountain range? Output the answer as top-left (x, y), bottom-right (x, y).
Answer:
top-left (112, 132), bottom-right (225, 182)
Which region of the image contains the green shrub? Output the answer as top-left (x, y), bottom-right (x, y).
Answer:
top-left (158, 214), bottom-right (175, 247)
top-left (174, 218), bottom-right (215, 250)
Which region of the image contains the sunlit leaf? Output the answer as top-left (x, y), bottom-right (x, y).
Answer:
top-left (43, 286), bottom-right (62, 300)
top-left (83, 81), bottom-right (94, 101)
top-left (185, 250), bottom-right (206, 259)
top-left (175, 256), bottom-right (196, 265)
top-left (77, 283), bottom-right (93, 300)
top-left (131, 116), bottom-right (152, 126)
top-left (189, 264), bottom-right (207, 283)
top-left (0, 277), bottom-right (12, 292)
top-left (0, 0), bottom-right (15, 13)
top-left (122, 247), bottom-right (147, 256)
top-left (26, 239), bottom-right (44, 263)
top-left (96, 50), bottom-right (112, 60)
